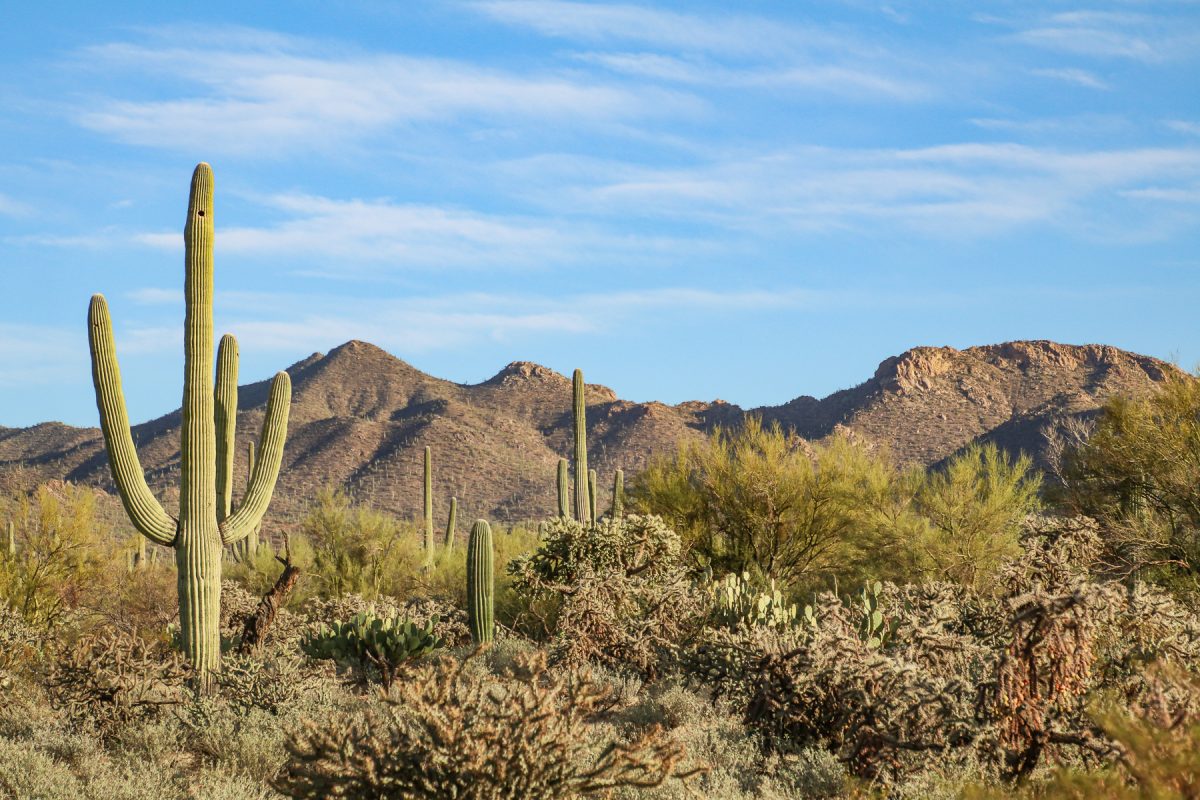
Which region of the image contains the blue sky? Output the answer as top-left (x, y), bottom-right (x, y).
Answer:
top-left (1, 1), bottom-right (1198, 427)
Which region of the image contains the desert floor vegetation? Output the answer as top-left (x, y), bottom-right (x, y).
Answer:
top-left (4, 373), bottom-right (1200, 799)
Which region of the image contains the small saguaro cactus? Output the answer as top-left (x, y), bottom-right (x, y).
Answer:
top-left (466, 519), bottom-right (494, 645)
top-left (588, 469), bottom-right (598, 523)
top-left (444, 496), bottom-right (458, 553)
top-left (572, 369), bottom-right (590, 524)
top-left (87, 163), bottom-right (291, 688)
top-left (611, 469), bottom-right (624, 519)
top-left (423, 446), bottom-right (434, 566)
top-left (5, 520), bottom-right (13, 558)
top-left (556, 457), bottom-right (570, 519)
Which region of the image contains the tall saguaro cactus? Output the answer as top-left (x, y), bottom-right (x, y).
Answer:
top-left (466, 519), bottom-right (494, 645)
top-left (87, 163), bottom-right (291, 687)
top-left (572, 369), bottom-right (591, 524)
top-left (588, 469), bottom-right (598, 523)
top-left (423, 446), bottom-right (434, 565)
top-left (556, 457), bottom-right (570, 519)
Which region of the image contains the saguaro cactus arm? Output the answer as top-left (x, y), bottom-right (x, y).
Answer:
top-left (221, 372), bottom-right (291, 545)
top-left (87, 295), bottom-right (177, 545)
top-left (214, 333), bottom-right (238, 522)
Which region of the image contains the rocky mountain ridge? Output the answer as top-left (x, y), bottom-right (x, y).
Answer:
top-left (0, 339), bottom-right (1179, 527)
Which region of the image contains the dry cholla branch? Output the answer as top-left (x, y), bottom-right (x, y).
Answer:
top-left (276, 649), bottom-right (700, 799)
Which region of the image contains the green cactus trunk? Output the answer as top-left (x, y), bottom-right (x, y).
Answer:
top-left (87, 164), bottom-right (291, 689)
top-left (611, 469), bottom-right (624, 519)
top-left (137, 534), bottom-right (147, 570)
top-left (588, 469), bottom-right (598, 523)
top-left (556, 457), bottom-right (570, 519)
top-left (572, 369), bottom-right (590, 524)
top-left (245, 441), bottom-right (259, 561)
top-left (466, 519), bottom-right (494, 645)
top-left (444, 496), bottom-right (457, 554)
top-left (423, 446), bottom-right (434, 566)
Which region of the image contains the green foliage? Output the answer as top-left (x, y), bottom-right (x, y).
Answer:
top-left (634, 418), bottom-right (1041, 592)
top-left (909, 443), bottom-right (1041, 588)
top-left (303, 487), bottom-right (410, 599)
top-left (1056, 375), bottom-right (1200, 588)
top-left (0, 483), bottom-right (115, 629)
top-left (301, 610), bottom-right (442, 689)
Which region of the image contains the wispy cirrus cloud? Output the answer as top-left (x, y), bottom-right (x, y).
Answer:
top-left (0, 192), bottom-right (32, 217)
top-left (128, 191), bottom-right (712, 272)
top-left (1012, 10), bottom-right (1200, 62)
top-left (494, 143), bottom-right (1200, 238)
top-left (71, 27), bottom-right (697, 155)
top-left (1030, 67), bottom-right (1109, 90)
top-left (474, 1), bottom-right (933, 101)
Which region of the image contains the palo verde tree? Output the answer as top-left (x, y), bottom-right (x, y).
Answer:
top-left (87, 163), bottom-right (291, 687)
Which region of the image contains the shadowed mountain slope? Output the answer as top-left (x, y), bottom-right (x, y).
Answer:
top-left (0, 339), bottom-right (1179, 527)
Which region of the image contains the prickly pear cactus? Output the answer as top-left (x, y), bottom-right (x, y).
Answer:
top-left (302, 610), bottom-right (442, 689)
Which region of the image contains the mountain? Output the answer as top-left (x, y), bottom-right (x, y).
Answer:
top-left (0, 339), bottom-right (1180, 528)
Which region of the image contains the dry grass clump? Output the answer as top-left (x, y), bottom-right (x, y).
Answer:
top-left (277, 649), bottom-right (695, 799)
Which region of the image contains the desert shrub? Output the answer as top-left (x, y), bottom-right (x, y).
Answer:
top-left (0, 600), bottom-right (42, 687)
top-left (276, 649), bottom-right (691, 799)
top-left (1053, 375), bottom-right (1200, 590)
top-left (509, 515), bottom-right (707, 676)
top-left (301, 609), bottom-right (442, 689)
top-left (42, 630), bottom-right (191, 738)
top-left (0, 482), bottom-right (118, 629)
top-left (303, 487), bottom-right (413, 599)
top-left (908, 443), bottom-right (1042, 589)
top-left (632, 419), bottom-right (890, 586)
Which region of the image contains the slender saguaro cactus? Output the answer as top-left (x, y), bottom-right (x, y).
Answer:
top-left (611, 469), bottom-right (624, 519)
top-left (444, 496), bottom-right (458, 553)
top-left (466, 519), bottom-right (494, 645)
top-left (137, 535), bottom-right (147, 570)
top-left (5, 520), bottom-right (13, 557)
top-left (572, 369), bottom-right (590, 524)
top-left (244, 441), bottom-right (260, 561)
top-left (556, 457), bottom-right (570, 519)
top-left (87, 163), bottom-right (291, 688)
top-left (588, 469), bottom-right (598, 523)
top-left (423, 446), bottom-right (434, 565)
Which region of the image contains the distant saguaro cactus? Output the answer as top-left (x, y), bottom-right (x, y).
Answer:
top-left (466, 520), bottom-right (494, 645)
top-left (5, 520), bottom-right (13, 558)
top-left (556, 457), bottom-right (570, 519)
top-left (611, 469), bottom-right (624, 519)
top-left (423, 446), bottom-right (434, 566)
top-left (87, 163), bottom-right (291, 688)
top-left (572, 369), bottom-right (590, 524)
top-left (444, 496), bottom-right (458, 554)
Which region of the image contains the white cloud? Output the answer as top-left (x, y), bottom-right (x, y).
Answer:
top-left (503, 143), bottom-right (1200, 237)
top-left (0, 324), bottom-right (85, 388)
top-left (1013, 11), bottom-right (1200, 62)
top-left (129, 191), bottom-right (710, 272)
top-left (1166, 119), bottom-right (1200, 136)
top-left (471, 1), bottom-right (846, 56)
top-left (0, 192), bottom-right (32, 216)
top-left (1030, 67), bottom-right (1109, 90)
top-left (73, 31), bottom-right (698, 155)
top-left (128, 288), bottom-right (183, 305)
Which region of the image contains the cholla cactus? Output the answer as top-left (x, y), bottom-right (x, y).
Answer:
top-left (87, 163), bottom-right (291, 687)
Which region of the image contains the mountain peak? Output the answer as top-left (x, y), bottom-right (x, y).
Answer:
top-left (483, 361), bottom-right (566, 386)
